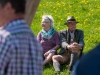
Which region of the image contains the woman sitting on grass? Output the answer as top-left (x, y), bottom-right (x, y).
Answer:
top-left (37, 15), bottom-right (60, 65)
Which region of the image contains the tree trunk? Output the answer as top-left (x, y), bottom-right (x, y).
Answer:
top-left (25, 0), bottom-right (40, 26)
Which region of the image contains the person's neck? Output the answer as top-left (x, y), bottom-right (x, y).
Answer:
top-left (0, 14), bottom-right (24, 27)
top-left (68, 30), bottom-right (75, 33)
top-left (12, 14), bottom-right (24, 20)
top-left (44, 27), bottom-right (51, 32)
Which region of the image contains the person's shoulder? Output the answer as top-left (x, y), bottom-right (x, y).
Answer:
top-left (60, 29), bottom-right (67, 33)
top-left (37, 31), bottom-right (42, 35)
top-left (54, 30), bottom-right (59, 34)
top-left (76, 29), bottom-right (83, 32)
top-left (73, 44), bottom-right (100, 75)
top-left (39, 30), bottom-right (42, 33)
top-left (54, 31), bottom-right (60, 37)
top-left (0, 30), bottom-right (12, 41)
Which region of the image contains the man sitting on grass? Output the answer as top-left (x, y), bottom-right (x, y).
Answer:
top-left (52, 16), bottom-right (85, 74)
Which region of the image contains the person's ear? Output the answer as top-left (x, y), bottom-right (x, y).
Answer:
top-left (4, 2), bottom-right (15, 14)
top-left (66, 24), bottom-right (68, 26)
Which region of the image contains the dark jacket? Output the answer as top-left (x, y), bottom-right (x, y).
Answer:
top-left (59, 29), bottom-right (85, 54)
top-left (72, 44), bottom-right (100, 75)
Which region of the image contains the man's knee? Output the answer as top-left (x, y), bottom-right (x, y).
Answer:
top-left (52, 55), bottom-right (59, 60)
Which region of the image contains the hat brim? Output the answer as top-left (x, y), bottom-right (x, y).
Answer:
top-left (64, 21), bottom-right (79, 25)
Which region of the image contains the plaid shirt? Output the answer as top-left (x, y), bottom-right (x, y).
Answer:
top-left (0, 19), bottom-right (43, 75)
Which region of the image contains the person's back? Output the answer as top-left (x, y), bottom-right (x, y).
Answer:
top-left (72, 44), bottom-right (100, 75)
top-left (0, 0), bottom-right (43, 75)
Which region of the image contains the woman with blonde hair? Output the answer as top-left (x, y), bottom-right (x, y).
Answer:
top-left (37, 15), bottom-right (60, 65)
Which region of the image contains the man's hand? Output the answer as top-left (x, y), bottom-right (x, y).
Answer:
top-left (67, 42), bottom-right (82, 52)
top-left (44, 51), bottom-right (50, 57)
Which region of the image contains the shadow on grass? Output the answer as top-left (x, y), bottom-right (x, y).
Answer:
top-left (43, 62), bottom-right (53, 69)
top-left (43, 63), bottom-right (71, 75)
top-left (60, 64), bottom-right (69, 72)
top-left (43, 62), bottom-right (69, 71)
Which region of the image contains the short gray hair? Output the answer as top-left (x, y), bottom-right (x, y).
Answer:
top-left (42, 15), bottom-right (54, 27)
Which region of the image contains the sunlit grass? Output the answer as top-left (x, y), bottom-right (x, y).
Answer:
top-left (30, 0), bottom-right (100, 75)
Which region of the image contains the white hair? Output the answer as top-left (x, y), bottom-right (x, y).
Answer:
top-left (42, 15), bottom-right (54, 27)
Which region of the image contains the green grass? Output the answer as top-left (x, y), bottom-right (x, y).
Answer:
top-left (30, 0), bottom-right (100, 75)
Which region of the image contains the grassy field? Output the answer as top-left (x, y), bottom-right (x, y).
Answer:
top-left (30, 0), bottom-right (100, 75)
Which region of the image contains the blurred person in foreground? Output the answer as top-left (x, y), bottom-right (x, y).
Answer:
top-left (0, 0), bottom-right (43, 75)
top-left (37, 15), bottom-right (60, 65)
top-left (52, 16), bottom-right (84, 74)
top-left (72, 44), bottom-right (100, 75)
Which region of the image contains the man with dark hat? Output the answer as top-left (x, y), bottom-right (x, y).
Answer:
top-left (52, 16), bottom-right (85, 74)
